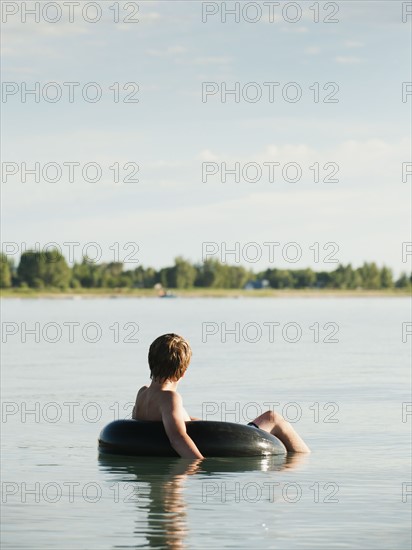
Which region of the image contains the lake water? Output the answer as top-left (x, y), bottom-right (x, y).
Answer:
top-left (1, 297), bottom-right (411, 549)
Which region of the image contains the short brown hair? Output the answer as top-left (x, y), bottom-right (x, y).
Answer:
top-left (148, 334), bottom-right (192, 382)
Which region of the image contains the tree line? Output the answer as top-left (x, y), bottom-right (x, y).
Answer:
top-left (0, 250), bottom-right (411, 290)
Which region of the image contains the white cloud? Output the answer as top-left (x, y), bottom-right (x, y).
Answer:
top-left (260, 14), bottom-right (284, 24)
top-left (344, 40), bottom-right (364, 48)
top-left (140, 11), bottom-right (162, 22)
top-left (2, 20), bottom-right (91, 40)
top-left (1, 41), bottom-right (60, 60)
top-left (304, 47), bottom-right (321, 55)
top-left (147, 45), bottom-right (186, 56)
top-left (193, 56), bottom-right (233, 65)
top-left (281, 26), bottom-right (308, 33)
top-left (336, 56), bottom-right (363, 64)
top-left (199, 138), bottom-right (410, 188)
top-left (115, 11), bottom-right (161, 30)
top-left (198, 149), bottom-right (220, 162)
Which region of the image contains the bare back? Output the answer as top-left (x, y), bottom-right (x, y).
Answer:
top-left (132, 385), bottom-right (191, 422)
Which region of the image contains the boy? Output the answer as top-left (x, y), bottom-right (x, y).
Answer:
top-left (132, 333), bottom-right (310, 459)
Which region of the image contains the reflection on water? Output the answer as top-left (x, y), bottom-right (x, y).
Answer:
top-left (98, 453), bottom-right (308, 549)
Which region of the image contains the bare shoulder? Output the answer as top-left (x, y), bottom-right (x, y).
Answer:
top-left (160, 391), bottom-right (191, 422)
top-left (161, 390), bottom-right (182, 403)
top-left (159, 390), bottom-right (183, 410)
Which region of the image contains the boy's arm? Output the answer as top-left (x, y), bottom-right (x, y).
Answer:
top-left (161, 393), bottom-right (204, 459)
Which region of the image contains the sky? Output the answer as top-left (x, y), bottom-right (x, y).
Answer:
top-left (1, 0), bottom-right (411, 275)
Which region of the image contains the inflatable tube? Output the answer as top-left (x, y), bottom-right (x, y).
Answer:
top-left (98, 419), bottom-right (286, 457)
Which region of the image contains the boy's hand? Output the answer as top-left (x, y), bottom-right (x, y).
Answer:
top-left (161, 393), bottom-right (204, 459)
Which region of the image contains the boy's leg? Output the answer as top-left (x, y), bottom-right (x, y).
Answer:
top-left (250, 410), bottom-right (310, 453)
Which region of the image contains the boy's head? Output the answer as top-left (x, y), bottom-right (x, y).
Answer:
top-left (148, 333), bottom-right (192, 382)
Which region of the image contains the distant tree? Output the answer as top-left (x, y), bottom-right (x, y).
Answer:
top-left (263, 269), bottom-right (294, 289)
top-left (380, 266), bottom-right (393, 288)
top-left (0, 253), bottom-right (12, 288)
top-left (195, 259), bottom-right (213, 287)
top-left (158, 267), bottom-right (173, 288)
top-left (142, 267), bottom-right (157, 288)
top-left (18, 249), bottom-right (71, 289)
top-left (195, 259), bottom-right (224, 287)
top-left (100, 262), bottom-right (124, 287)
top-left (16, 252), bottom-right (38, 287)
top-left (357, 262), bottom-right (381, 289)
top-left (395, 272), bottom-right (412, 289)
top-left (226, 265), bottom-right (251, 288)
top-left (349, 269), bottom-right (363, 289)
top-left (10, 249), bottom-right (406, 292)
top-left (72, 258), bottom-right (102, 288)
top-left (329, 264), bottom-right (361, 289)
top-left (128, 266), bottom-right (157, 288)
top-left (291, 269), bottom-right (316, 289)
top-left (315, 271), bottom-right (333, 288)
top-left (118, 273), bottom-right (134, 287)
top-left (130, 266), bottom-right (144, 288)
top-left (70, 277), bottom-right (82, 289)
top-left (171, 257), bottom-right (197, 289)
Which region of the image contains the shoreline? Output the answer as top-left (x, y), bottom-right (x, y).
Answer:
top-left (1, 288), bottom-right (410, 299)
